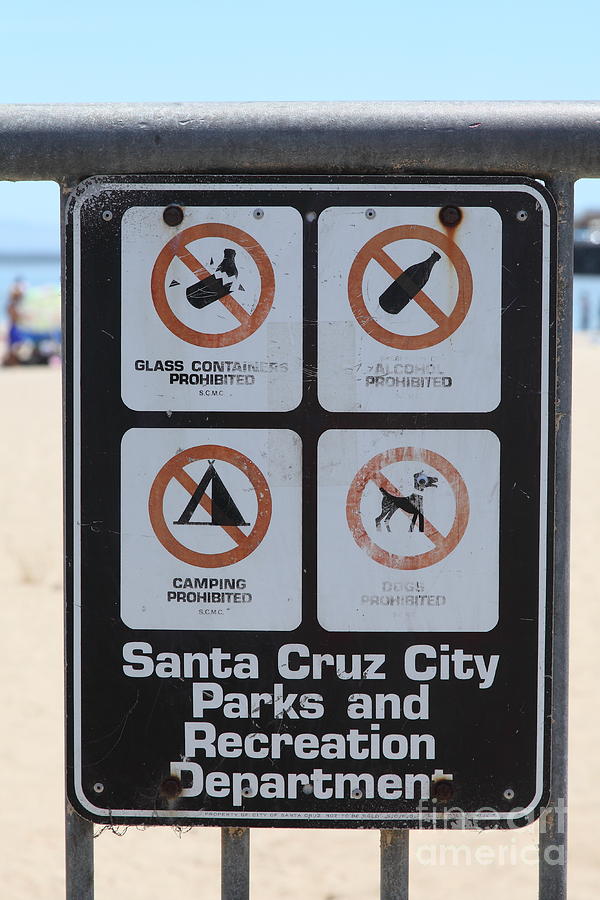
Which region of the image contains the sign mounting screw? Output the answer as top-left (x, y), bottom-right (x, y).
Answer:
top-left (365, 208), bottom-right (376, 219)
top-left (516, 210), bottom-right (528, 222)
top-left (159, 775), bottom-right (183, 799)
top-left (439, 205), bottom-right (462, 227)
top-left (93, 782), bottom-right (104, 793)
top-left (101, 210), bottom-right (112, 222)
top-left (163, 205), bottom-right (184, 226)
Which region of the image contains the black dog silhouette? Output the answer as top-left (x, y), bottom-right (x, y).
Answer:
top-left (375, 471), bottom-right (438, 533)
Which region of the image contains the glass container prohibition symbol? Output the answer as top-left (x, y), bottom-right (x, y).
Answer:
top-left (151, 223), bottom-right (275, 348)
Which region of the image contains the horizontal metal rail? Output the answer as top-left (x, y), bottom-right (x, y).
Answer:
top-left (0, 102), bottom-right (600, 181)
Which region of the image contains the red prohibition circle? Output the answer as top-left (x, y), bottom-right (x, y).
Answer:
top-left (148, 444), bottom-right (272, 568)
top-left (346, 446), bottom-right (470, 570)
top-left (347, 224), bottom-right (473, 350)
top-left (151, 223), bottom-right (275, 349)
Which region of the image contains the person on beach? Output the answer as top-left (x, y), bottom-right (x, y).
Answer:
top-left (3, 276), bottom-right (26, 365)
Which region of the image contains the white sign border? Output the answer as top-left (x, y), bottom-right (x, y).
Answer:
top-left (70, 179), bottom-right (551, 825)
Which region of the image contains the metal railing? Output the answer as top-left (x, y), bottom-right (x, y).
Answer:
top-left (0, 101), bottom-right (580, 899)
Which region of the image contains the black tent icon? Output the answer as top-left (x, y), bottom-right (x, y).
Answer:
top-left (173, 461), bottom-right (249, 527)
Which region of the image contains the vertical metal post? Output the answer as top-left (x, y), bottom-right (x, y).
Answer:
top-left (221, 827), bottom-right (250, 900)
top-left (538, 175), bottom-right (573, 900)
top-left (62, 177), bottom-right (95, 899)
top-left (380, 829), bottom-right (409, 900)
top-left (65, 801), bottom-right (94, 899)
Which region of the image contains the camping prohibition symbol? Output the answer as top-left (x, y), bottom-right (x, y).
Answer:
top-left (151, 223), bottom-right (275, 348)
top-left (148, 444), bottom-right (272, 568)
top-left (346, 446), bottom-right (470, 570)
top-left (347, 224), bottom-right (473, 350)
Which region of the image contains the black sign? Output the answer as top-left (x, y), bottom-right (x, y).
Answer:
top-left (66, 176), bottom-right (556, 828)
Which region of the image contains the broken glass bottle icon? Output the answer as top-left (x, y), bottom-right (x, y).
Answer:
top-left (186, 249), bottom-right (238, 310)
top-left (186, 275), bottom-right (233, 309)
top-left (216, 248), bottom-right (238, 278)
top-left (379, 250), bottom-right (441, 315)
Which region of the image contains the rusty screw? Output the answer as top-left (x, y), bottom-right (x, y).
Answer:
top-left (163, 205), bottom-right (184, 227)
top-left (159, 775), bottom-right (183, 799)
top-left (439, 205), bottom-right (462, 228)
top-left (431, 779), bottom-right (454, 804)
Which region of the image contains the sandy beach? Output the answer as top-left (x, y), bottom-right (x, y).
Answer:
top-left (1, 337), bottom-right (598, 898)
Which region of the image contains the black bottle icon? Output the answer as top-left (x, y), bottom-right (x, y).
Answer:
top-left (379, 250), bottom-right (441, 314)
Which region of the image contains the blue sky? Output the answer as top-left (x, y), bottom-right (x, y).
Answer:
top-left (1, 0), bottom-right (599, 237)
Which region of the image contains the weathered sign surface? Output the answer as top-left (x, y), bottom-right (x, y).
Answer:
top-left (66, 177), bottom-right (555, 827)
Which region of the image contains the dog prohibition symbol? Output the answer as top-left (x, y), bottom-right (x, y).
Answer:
top-left (375, 471), bottom-right (438, 534)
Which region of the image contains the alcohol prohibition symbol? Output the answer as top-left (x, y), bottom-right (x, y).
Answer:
top-left (347, 225), bottom-right (473, 350)
top-left (148, 444), bottom-right (272, 567)
top-left (151, 223), bottom-right (275, 348)
top-left (346, 447), bottom-right (469, 570)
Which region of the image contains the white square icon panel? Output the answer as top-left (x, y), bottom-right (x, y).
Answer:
top-left (121, 428), bottom-right (302, 631)
top-left (318, 206), bottom-right (502, 412)
top-left (121, 206), bottom-right (303, 412)
top-left (318, 429), bottom-right (500, 632)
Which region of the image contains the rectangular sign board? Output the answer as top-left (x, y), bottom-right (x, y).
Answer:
top-left (66, 176), bottom-right (555, 827)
